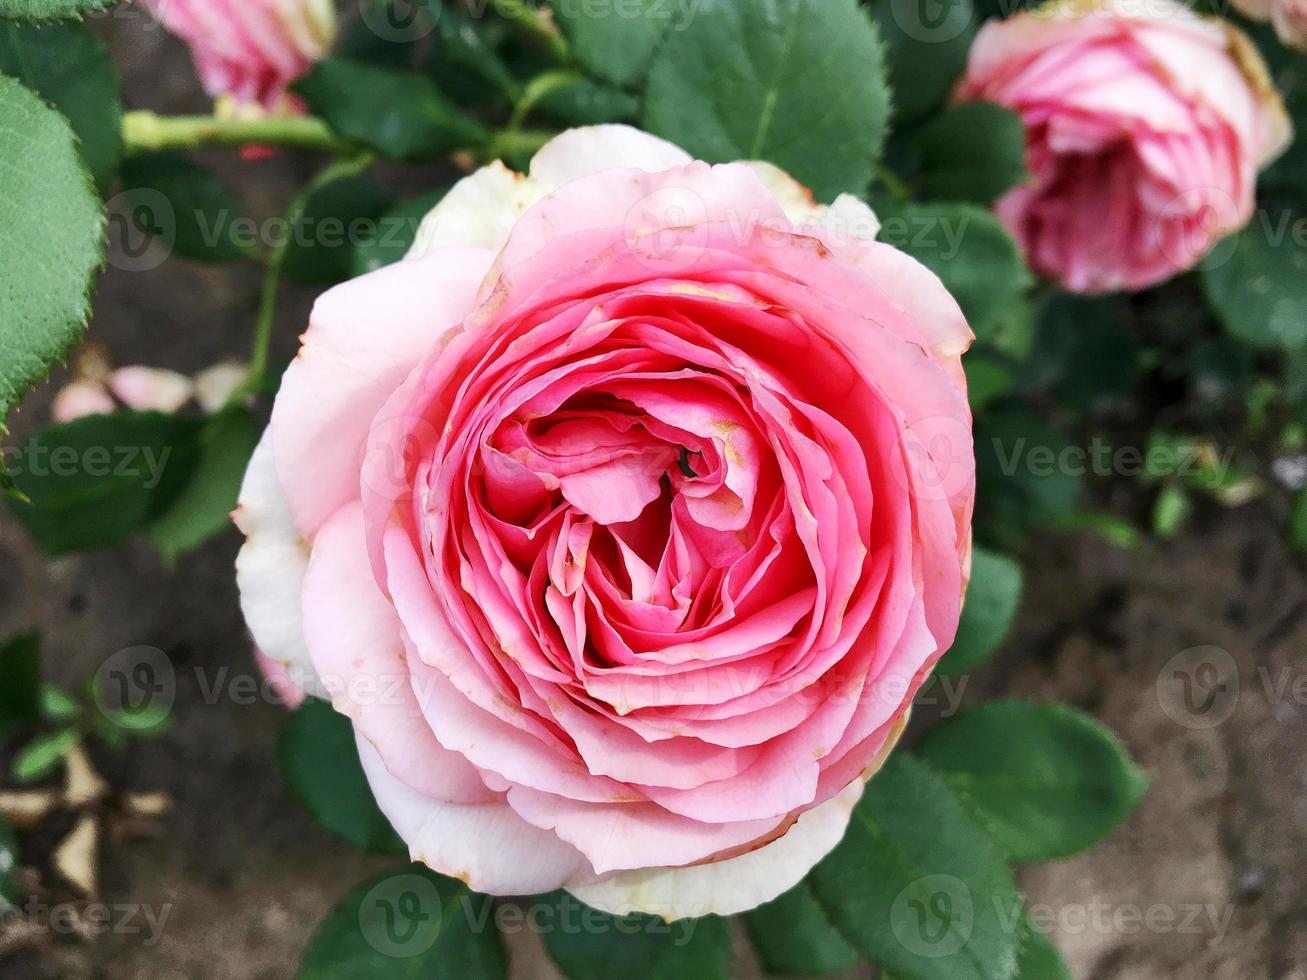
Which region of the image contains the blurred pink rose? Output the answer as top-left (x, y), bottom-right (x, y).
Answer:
top-left (235, 126), bottom-right (974, 917)
top-left (957, 0), bottom-right (1291, 294)
top-left (52, 379), bottom-right (115, 423)
top-left (141, 0), bottom-right (336, 111)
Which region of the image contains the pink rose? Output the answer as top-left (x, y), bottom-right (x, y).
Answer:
top-left (141, 0), bottom-right (336, 111)
top-left (235, 126), bottom-right (974, 917)
top-left (957, 0), bottom-right (1291, 294)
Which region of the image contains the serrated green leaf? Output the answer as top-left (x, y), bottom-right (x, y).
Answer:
top-left (0, 631), bottom-right (41, 734)
top-left (918, 701), bottom-right (1148, 863)
top-left (548, 0), bottom-right (672, 88)
top-left (8, 411), bottom-right (204, 555)
top-left (0, 21), bottom-right (122, 190)
top-left (278, 698), bottom-right (405, 854)
top-left (938, 548), bottom-right (1022, 677)
top-left (294, 58), bottom-right (488, 161)
top-left (810, 754), bottom-right (1022, 980)
top-left (282, 174), bottom-right (395, 285)
top-left (540, 894), bottom-right (731, 980)
top-left (1201, 212), bottom-right (1307, 352)
top-left (0, 0), bottom-right (119, 20)
top-left (746, 881), bottom-right (859, 976)
top-left (299, 865), bottom-right (506, 979)
top-left (880, 203), bottom-right (1031, 340)
top-left (644, 0), bottom-right (890, 202)
top-left (351, 189), bottom-right (445, 278)
top-left (148, 407), bottom-right (259, 562)
top-left (918, 102), bottom-right (1027, 205)
top-left (0, 72), bottom-right (103, 432)
top-left (118, 153), bottom-right (247, 262)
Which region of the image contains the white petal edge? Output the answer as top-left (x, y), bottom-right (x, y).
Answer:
top-left (357, 733), bottom-right (590, 895)
top-left (233, 433), bottom-right (327, 700)
top-left (528, 124), bottom-right (693, 190)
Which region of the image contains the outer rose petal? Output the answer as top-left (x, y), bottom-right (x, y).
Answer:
top-left (233, 434), bottom-right (326, 700)
top-left (270, 245), bottom-right (493, 535)
top-left (569, 715), bottom-right (908, 920)
top-left (357, 735), bottom-right (589, 895)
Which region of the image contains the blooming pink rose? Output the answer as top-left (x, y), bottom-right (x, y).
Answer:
top-left (957, 0), bottom-right (1291, 294)
top-left (142, 0), bottom-right (336, 111)
top-left (235, 126), bottom-right (974, 917)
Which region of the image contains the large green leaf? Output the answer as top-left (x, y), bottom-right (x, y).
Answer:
top-left (1015, 915), bottom-right (1071, 980)
top-left (294, 58), bottom-right (488, 161)
top-left (118, 153), bottom-right (247, 262)
top-left (278, 698), bottom-right (405, 854)
top-left (745, 881), bottom-right (859, 976)
top-left (918, 102), bottom-right (1027, 206)
top-left (0, 0), bottom-right (119, 19)
top-left (644, 0), bottom-right (890, 202)
top-left (8, 411), bottom-right (204, 555)
top-left (299, 865), bottom-right (506, 979)
top-left (1201, 212), bottom-right (1307, 352)
top-left (540, 894), bottom-right (731, 980)
top-left (548, 0), bottom-right (671, 88)
top-left (881, 203), bottom-right (1031, 340)
top-left (148, 408), bottom-right (259, 562)
top-left (810, 754), bottom-right (1022, 980)
top-left (918, 701), bottom-right (1148, 863)
top-left (0, 22), bottom-right (121, 189)
top-left (872, 0), bottom-right (978, 124)
top-left (937, 548), bottom-right (1022, 677)
top-left (282, 174), bottom-right (395, 285)
top-left (0, 631), bottom-right (41, 736)
top-left (0, 72), bottom-right (103, 431)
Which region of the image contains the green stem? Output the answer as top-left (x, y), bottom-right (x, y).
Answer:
top-left (876, 164), bottom-right (914, 202)
top-left (495, 0), bottom-right (569, 62)
top-left (486, 128), bottom-right (557, 162)
top-left (509, 70), bottom-right (581, 129)
top-left (122, 110), bottom-right (352, 157)
top-left (232, 153), bottom-right (377, 404)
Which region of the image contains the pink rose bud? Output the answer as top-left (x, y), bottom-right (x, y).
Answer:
top-left (52, 380), bottom-right (115, 423)
top-left (108, 366), bottom-right (195, 414)
top-left (235, 125), bottom-right (975, 917)
top-left (140, 0), bottom-right (337, 112)
top-left (957, 0), bottom-right (1292, 294)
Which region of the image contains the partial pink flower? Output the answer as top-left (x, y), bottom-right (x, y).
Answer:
top-left (235, 126), bottom-right (975, 917)
top-left (957, 0), bottom-right (1291, 294)
top-left (141, 0), bottom-right (336, 111)
top-left (253, 647), bottom-right (307, 710)
top-left (52, 380), bottom-right (115, 423)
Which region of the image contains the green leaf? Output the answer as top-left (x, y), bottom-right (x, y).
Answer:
top-left (540, 895), bottom-right (731, 980)
top-left (351, 189), bottom-right (445, 278)
top-left (1018, 295), bottom-right (1141, 412)
top-left (8, 411), bottom-right (204, 555)
top-left (148, 408), bottom-right (259, 562)
top-left (0, 815), bottom-right (16, 906)
top-left (1016, 915), bottom-right (1071, 980)
top-left (0, 22), bottom-right (122, 190)
top-left (918, 701), bottom-right (1148, 863)
top-left (294, 58), bottom-right (488, 161)
top-left (745, 881), bottom-right (859, 976)
top-left (0, 632), bottom-right (41, 735)
top-left (118, 153), bottom-right (247, 262)
top-left (644, 0), bottom-right (890, 202)
top-left (918, 102), bottom-right (1027, 205)
top-left (428, 2), bottom-right (518, 105)
top-left (1152, 484), bottom-right (1190, 540)
top-left (0, 72), bottom-right (103, 432)
top-left (549, 0), bottom-right (671, 88)
top-left (282, 174), bottom-right (395, 285)
top-left (809, 753), bottom-right (1022, 980)
top-left (872, 0), bottom-right (978, 124)
top-left (0, 0), bottom-right (119, 20)
top-left (39, 683), bottom-right (82, 723)
top-left (299, 865), bottom-right (506, 979)
top-left (880, 203), bottom-right (1031, 340)
top-left (535, 77), bottom-right (639, 127)
top-left (965, 352), bottom-right (1014, 414)
top-left (11, 727), bottom-right (79, 784)
top-left (975, 407), bottom-right (1084, 541)
top-left (278, 698), bottom-right (405, 854)
top-left (1201, 212), bottom-right (1307, 351)
top-left (937, 548), bottom-right (1022, 677)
